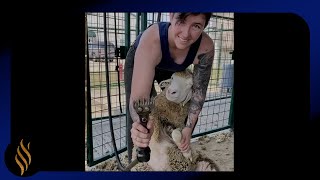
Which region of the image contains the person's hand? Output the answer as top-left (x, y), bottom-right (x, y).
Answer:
top-left (179, 127), bottom-right (192, 152)
top-left (131, 116), bottom-right (154, 148)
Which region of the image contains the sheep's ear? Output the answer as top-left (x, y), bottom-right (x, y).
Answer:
top-left (182, 90), bottom-right (192, 106)
top-left (159, 79), bottom-right (171, 89)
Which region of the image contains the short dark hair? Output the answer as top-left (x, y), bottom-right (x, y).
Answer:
top-left (176, 13), bottom-right (212, 28)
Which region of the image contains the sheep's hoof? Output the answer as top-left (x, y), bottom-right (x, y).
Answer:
top-left (171, 129), bottom-right (192, 162)
top-left (184, 151), bottom-right (192, 162)
top-left (196, 161), bottom-right (216, 171)
top-left (171, 129), bottom-right (182, 143)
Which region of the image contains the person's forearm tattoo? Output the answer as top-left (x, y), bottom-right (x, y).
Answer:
top-left (186, 49), bottom-right (214, 128)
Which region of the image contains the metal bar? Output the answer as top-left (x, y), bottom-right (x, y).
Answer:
top-left (228, 86), bottom-right (234, 130)
top-left (204, 95), bottom-right (232, 103)
top-left (92, 114), bottom-right (126, 121)
top-left (89, 82), bottom-right (124, 88)
top-left (125, 13), bottom-right (131, 47)
top-left (87, 26), bottom-right (127, 31)
top-left (86, 13), bottom-right (95, 166)
top-left (211, 14), bottom-right (234, 20)
top-left (216, 23), bottom-right (223, 84)
top-left (136, 13), bottom-right (140, 37)
top-left (205, 29), bottom-right (234, 33)
top-left (87, 147), bottom-right (127, 167)
top-left (152, 12), bottom-right (155, 23)
top-left (141, 13), bottom-right (148, 31)
top-left (192, 125), bottom-right (232, 139)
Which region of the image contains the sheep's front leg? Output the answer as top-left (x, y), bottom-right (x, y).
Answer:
top-left (171, 129), bottom-right (192, 162)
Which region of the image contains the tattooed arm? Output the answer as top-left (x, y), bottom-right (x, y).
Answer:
top-left (179, 48), bottom-right (214, 152)
top-left (186, 49), bottom-right (215, 129)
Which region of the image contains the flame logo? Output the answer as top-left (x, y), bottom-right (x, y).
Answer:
top-left (14, 139), bottom-right (31, 176)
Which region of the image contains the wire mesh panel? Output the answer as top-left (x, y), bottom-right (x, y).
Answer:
top-left (193, 13), bottom-right (234, 136)
top-left (85, 12), bottom-right (234, 167)
top-left (86, 12), bottom-right (128, 166)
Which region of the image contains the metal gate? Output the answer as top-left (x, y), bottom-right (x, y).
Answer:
top-left (85, 12), bottom-right (234, 167)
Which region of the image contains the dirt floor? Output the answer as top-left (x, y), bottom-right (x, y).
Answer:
top-left (85, 129), bottom-right (234, 172)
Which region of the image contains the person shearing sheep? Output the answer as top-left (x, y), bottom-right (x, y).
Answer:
top-left (124, 12), bottom-right (215, 163)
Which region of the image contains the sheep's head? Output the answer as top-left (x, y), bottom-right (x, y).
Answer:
top-left (159, 70), bottom-right (193, 106)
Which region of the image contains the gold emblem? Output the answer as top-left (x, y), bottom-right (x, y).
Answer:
top-left (14, 139), bottom-right (31, 176)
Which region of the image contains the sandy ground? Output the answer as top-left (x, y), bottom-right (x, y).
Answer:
top-left (85, 129), bottom-right (234, 172)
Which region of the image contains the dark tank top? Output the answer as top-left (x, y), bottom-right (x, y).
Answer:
top-left (133, 22), bottom-right (202, 72)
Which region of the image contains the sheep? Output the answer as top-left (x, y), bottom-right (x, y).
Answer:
top-left (132, 69), bottom-right (219, 171)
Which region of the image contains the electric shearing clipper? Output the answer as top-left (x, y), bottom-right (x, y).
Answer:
top-left (124, 97), bottom-right (155, 171)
